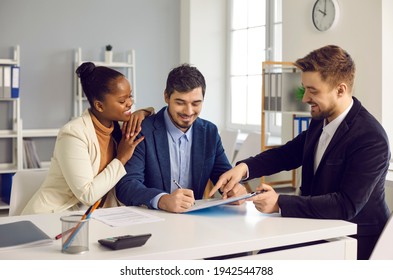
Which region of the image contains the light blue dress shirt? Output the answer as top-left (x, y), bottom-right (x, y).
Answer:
top-left (150, 108), bottom-right (193, 208)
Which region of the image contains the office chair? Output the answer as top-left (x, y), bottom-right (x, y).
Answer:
top-left (219, 129), bottom-right (239, 163)
top-left (232, 132), bottom-right (261, 165)
top-left (8, 169), bottom-right (48, 216)
top-left (203, 129), bottom-right (239, 198)
top-left (231, 132), bottom-right (263, 193)
top-left (369, 212), bottom-right (393, 259)
top-left (203, 132), bottom-right (261, 198)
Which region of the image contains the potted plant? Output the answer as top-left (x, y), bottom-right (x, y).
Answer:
top-left (105, 44), bottom-right (113, 64)
top-left (295, 85), bottom-right (305, 101)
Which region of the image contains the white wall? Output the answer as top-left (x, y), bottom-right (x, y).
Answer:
top-left (180, 0), bottom-right (227, 130)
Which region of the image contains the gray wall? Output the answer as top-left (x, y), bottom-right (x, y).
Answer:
top-left (0, 0), bottom-right (180, 129)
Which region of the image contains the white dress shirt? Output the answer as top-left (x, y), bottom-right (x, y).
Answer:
top-left (314, 100), bottom-right (353, 173)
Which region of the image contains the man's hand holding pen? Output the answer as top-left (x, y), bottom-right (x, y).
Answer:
top-left (158, 180), bottom-right (195, 213)
top-left (247, 184), bottom-right (280, 214)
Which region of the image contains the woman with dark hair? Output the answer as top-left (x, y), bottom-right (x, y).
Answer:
top-left (22, 62), bottom-right (153, 214)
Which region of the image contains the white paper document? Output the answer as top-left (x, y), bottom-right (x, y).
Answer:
top-left (184, 192), bottom-right (259, 213)
top-left (92, 206), bottom-right (164, 227)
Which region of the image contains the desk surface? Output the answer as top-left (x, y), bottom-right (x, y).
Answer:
top-left (0, 202), bottom-right (356, 260)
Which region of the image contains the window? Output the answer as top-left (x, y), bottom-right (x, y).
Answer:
top-left (228, 0), bottom-right (282, 131)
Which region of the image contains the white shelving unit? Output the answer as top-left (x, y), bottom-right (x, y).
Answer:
top-left (0, 46), bottom-right (59, 211)
top-left (73, 47), bottom-right (136, 118)
top-left (0, 46), bottom-right (22, 211)
top-left (22, 128), bottom-right (59, 169)
top-left (0, 45), bottom-right (22, 174)
top-left (0, 99), bottom-right (22, 173)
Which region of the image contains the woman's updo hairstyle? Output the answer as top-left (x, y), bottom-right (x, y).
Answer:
top-left (75, 62), bottom-right (124, 107)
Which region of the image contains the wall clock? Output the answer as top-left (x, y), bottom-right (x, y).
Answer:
top-left (312, 0), bottom-right (339, 31)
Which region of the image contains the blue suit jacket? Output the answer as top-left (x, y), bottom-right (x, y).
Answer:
top-left (241, 97), bottom-right (391, 259)
top-left (116, 107), bottom-right (232, 208)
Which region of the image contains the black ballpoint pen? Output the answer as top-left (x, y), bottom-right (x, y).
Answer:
top-left (173, 179), bottom-right (196, 207)
top-left (173, 179), bottom-right (183, 189)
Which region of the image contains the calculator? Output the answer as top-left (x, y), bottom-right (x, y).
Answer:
top-left (98, 234), bottom-right (151, 250)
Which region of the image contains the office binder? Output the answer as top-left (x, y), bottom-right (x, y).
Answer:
top-left (3, 66), bottom-right (11, 98)
top-left (0, 220), bottom-right (53, 251)
top-left (293, 116), bottom-right (311, 137)
top-left (0, 173), bottom-right (14, 204)
top-left (11, 66), bottom-right (20, 98)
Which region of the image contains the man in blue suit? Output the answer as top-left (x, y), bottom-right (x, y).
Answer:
top-left (209, 45), bottom-right (391, 260)
top-left (116, 64), bottom-right (247, 213)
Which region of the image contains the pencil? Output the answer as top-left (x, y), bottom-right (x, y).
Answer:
top-left (55, 204), bottom-right (95, 240)
top-left (55, 227), bottom-right (74, 240)
top-left (81, 204), bottom-right (94, 220)
top-left (84, 199), bottom-right (100, 219)
top-left (62, 199), bottom-right (101, 250)
top-left (54, 204), bottom-right (94, 240)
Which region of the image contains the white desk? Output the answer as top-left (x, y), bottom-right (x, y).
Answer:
top-left (0, 202), bottom-right (357, 260)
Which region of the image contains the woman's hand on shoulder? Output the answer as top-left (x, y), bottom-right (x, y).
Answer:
top-left (116, 129), bottom-right (144, 165)
top-left (122, 107), bottom-right (155, 139)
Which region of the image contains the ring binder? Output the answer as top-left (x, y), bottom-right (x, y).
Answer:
top-left (11, 65), bottom-right (20, 98)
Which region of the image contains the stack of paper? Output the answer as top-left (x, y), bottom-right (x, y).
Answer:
top-left (23, 138), bottom-right (42, 169)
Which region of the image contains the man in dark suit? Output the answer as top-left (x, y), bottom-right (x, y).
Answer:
top-left (116, 64), bottom-right (246, 213)
top-left (209, 45), bottom-right (391, 260)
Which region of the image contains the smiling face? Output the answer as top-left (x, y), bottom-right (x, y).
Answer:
top-left (94, 76), bottom-right (133, 127)
top-left (301, 71), bottom-right (346, 123)
top-left (164, 87), bottom-right (204, 132)
top-left (295, 46), bottom-right (355, 123)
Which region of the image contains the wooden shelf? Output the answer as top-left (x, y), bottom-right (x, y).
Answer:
top-left (261, 61), bottom-right (309, 188)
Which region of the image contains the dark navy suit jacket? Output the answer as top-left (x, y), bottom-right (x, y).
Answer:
top-left (116, 107), bottom-right (232, 208)
top-left (241, 97), bottom-right (391, 259)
